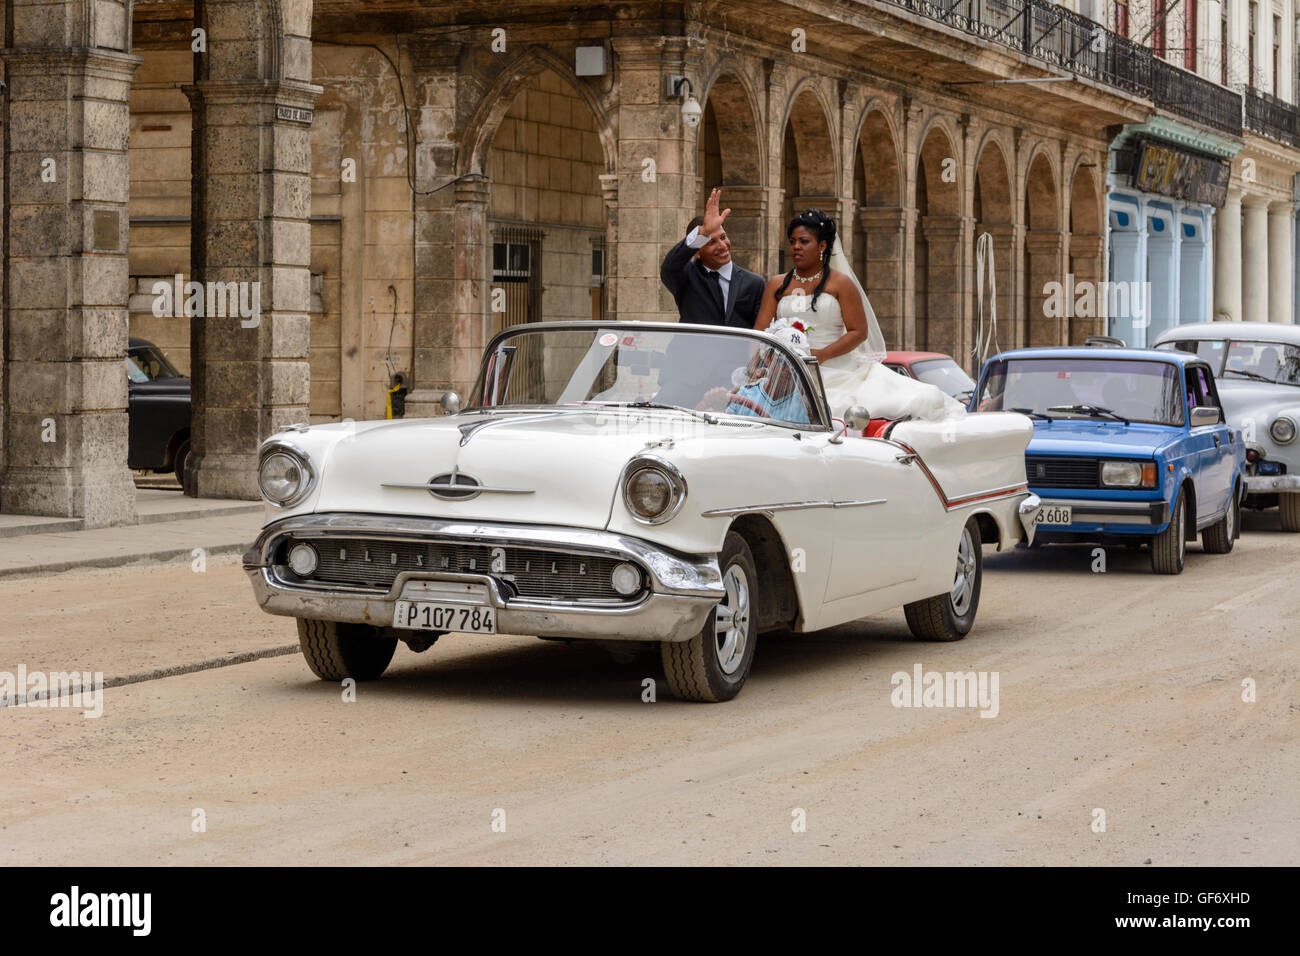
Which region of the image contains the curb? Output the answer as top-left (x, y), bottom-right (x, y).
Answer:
top-left (0, 540), bottom-right (252, 581)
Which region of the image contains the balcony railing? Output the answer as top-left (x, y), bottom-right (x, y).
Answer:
top-left (1150, 58), bottom-right (1243, 137)
top-left (1243, 87), bottom-right (1300, 146)
top-left (878, 0), bottom-right (1248, 138)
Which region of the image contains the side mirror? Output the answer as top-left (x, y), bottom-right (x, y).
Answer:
top-left (440, 390), bottom-right (462, 416)
top-left (843, 405), bottom-right (872, 431)
top-left (1190, 405), bottom-right (1220, 427)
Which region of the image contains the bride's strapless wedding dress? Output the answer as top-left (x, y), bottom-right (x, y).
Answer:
top-left (776, 292), bottom-right (965, 422)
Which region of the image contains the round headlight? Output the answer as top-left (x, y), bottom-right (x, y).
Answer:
top-left (626, 468), bottom-right (671, 518)
top-left (288, 543), bottom-right (319, 576)
top-left (611, 562), bottom-right (642, 596)
top-left (259, 450), bottom-right (309, 506)
top-left (1270, 417), bottom-right (1297, 444)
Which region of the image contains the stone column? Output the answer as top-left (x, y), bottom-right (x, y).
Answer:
top-left (1069, 234), bottom-right (1106, 342)
top-left (1024, 230), bottom-right (1066, 346)
top-left (1242, 199), bottom-right (1270, 324)
top-left (183, 78), bottom-right (322, 498)
top-left (607, 38), bottom-right (695, 323)
top-left (1268, 201), bottom-right (1295, 322)
top-left (721, 186), bottom-right (768, 276)
top-left (403, 42), bottom-right (459, 418)
top-left (0, 48), bottom-right (140, 526)
top-left (1214, 190), bottom-right (1243, 321)
top-left (920, 216), bottom-right (965, 355)
top-left (858, 207), bottom-right (907, 349)
top-left (600, 173), bottom-right (620, 319)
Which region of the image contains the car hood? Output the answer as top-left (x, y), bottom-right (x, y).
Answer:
top-left (1025, 419), bottom-right (1176, 456)
top-left (297, 409), bottom-right (768, 532)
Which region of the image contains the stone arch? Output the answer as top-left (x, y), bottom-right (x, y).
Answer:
top-left (484, 62), bottom-right (610, 350)
top-left (915, 119), bottom-right (962, 353)
top-left (853, 106), bottom-right (904, 347)
top-left (1067, 156), bottom-right (1105, 342)
top-left (697, 69), bottom-right (766, 272)
top-left (776, 79), bottom-right (838, 271)
top-left (1024, 146), bottom-right (1064, 347)
top-left (462, 46), bottom-right (618, 179)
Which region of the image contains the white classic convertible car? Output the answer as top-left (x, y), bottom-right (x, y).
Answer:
top-left (244, 322), bottom-right (1038, 701)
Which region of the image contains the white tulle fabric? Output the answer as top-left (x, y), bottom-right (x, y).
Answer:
top-left (776, 240), bottom-right (966, 423)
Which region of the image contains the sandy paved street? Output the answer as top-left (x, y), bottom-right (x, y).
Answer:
top-left (2, 513), bottom-right (1297, 865)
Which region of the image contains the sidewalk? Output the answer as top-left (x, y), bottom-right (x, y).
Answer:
top-left (0, 490), bottom-right (265, 579)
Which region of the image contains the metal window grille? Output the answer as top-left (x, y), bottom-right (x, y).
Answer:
top-left (491, 223), bottom-right (545, 400)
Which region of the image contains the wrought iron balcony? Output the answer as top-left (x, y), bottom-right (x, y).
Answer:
top-left (1150, 58), bottom-right (1243, 137)
top-left (1243, 87), bottom-right (1300, 146)
top-left (876, 0), bottom-right (1243, 138)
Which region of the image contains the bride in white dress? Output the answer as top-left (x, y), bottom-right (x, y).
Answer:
top-left (753, 208), bottom-right (965, 423)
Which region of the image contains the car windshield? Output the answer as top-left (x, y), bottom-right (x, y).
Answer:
top-left (976, 357), bottom-right (1185, 425)
top-left (910, 358), bottom-right (976, 399)
top-left (470, 326), bottom-right (822, 427)
top-left (125, 345), bottom-right (181, 383)
top-left (1160, 338), bottom-right (1300, 386)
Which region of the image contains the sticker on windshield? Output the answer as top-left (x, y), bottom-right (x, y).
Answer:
top-left (1057, 371), bottom-right (1072, 379)
top-left (598, 333), bottom-right (618, 347)
top-left (621, 335), bottom-right (638, 347)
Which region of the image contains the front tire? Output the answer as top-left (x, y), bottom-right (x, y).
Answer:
top-left (661, 531), bottom-right (757, 702)
top-left (1280, 492), bottom-right (1300, 532)
top-left (1151, 488), bottom-right (1187, 574)
top-left (904, 517), bottom-right (982, 642)
top-left (1201, 485), bottom-right (1238, 554)
top-left (297, 618), bottom-right (397, 681)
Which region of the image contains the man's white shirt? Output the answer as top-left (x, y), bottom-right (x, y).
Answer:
top-left (686, 226), bottom-right (733, 310)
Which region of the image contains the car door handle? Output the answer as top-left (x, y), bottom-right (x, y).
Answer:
top-left (895, 453), bottom-right (917, 465)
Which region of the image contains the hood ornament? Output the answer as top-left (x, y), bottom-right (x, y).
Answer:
top-left (382, 466), bottom-right (534, 500)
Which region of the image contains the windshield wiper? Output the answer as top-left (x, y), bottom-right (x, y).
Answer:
top-left (1047, 403), bottom-right (1129, 424)
top-left (622, 400), bottom-right (719, 424)
top-left (1225, 368), bottom-right (1275, 383)
top-left (1008, 406), bottom-right (1053, 420)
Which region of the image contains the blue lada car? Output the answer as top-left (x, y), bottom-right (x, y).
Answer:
top-left (970, 346), bottom-right (1245, 574)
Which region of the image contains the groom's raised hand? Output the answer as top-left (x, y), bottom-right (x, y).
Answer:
top-left (701, 187), bottom-right (731, 239)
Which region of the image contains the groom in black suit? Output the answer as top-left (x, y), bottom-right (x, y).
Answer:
top-left (660, 188), bottom-right (765, 328)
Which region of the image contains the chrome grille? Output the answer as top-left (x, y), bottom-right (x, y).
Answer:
top-left (1026, 455), bottom-right (1100, 489)
top-left (285, 537), bottom-right (637, 601)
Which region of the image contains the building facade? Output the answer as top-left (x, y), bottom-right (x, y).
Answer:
top-left (1, 0), bottom-right (1296, 528)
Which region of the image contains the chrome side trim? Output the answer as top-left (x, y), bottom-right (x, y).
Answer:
top-left (832, 498), bottom-right (888, 508)
top-left (702, 497), bottom-right (888, 517)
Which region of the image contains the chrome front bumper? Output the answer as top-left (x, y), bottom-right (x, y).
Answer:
top-left (1032, 496), bottom-right (1170, 527)
top-left (243, 513), bottom-right (724, 643)
top-left (1244, 474), bottom-right (1300, 493)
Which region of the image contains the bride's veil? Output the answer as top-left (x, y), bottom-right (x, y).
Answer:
top-left (828, 236), bottom-right (887, 362)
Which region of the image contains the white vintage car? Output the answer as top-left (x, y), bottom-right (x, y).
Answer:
top-left (243, 322), bottom-right (1038, 701)
top-left (1155, 322), bottom-right (1300, 531)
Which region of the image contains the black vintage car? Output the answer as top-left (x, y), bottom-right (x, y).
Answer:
top-left (127, 337), bottom-right (192, 483)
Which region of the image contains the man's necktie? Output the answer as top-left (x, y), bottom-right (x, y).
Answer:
top-left (704, 268), bottom-right (724, 315)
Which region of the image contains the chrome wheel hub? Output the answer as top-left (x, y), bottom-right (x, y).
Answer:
top-left (950, 526), bottom-right (976, 616)
top-left (714, 565), bottom-right (751, 676)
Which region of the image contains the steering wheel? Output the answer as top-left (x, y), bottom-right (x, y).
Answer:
top-left (726, 391), bottom-right (772, 418)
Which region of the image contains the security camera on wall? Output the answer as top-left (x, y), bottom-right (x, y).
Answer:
top-left (682, 94), bottom-right (702, 128)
